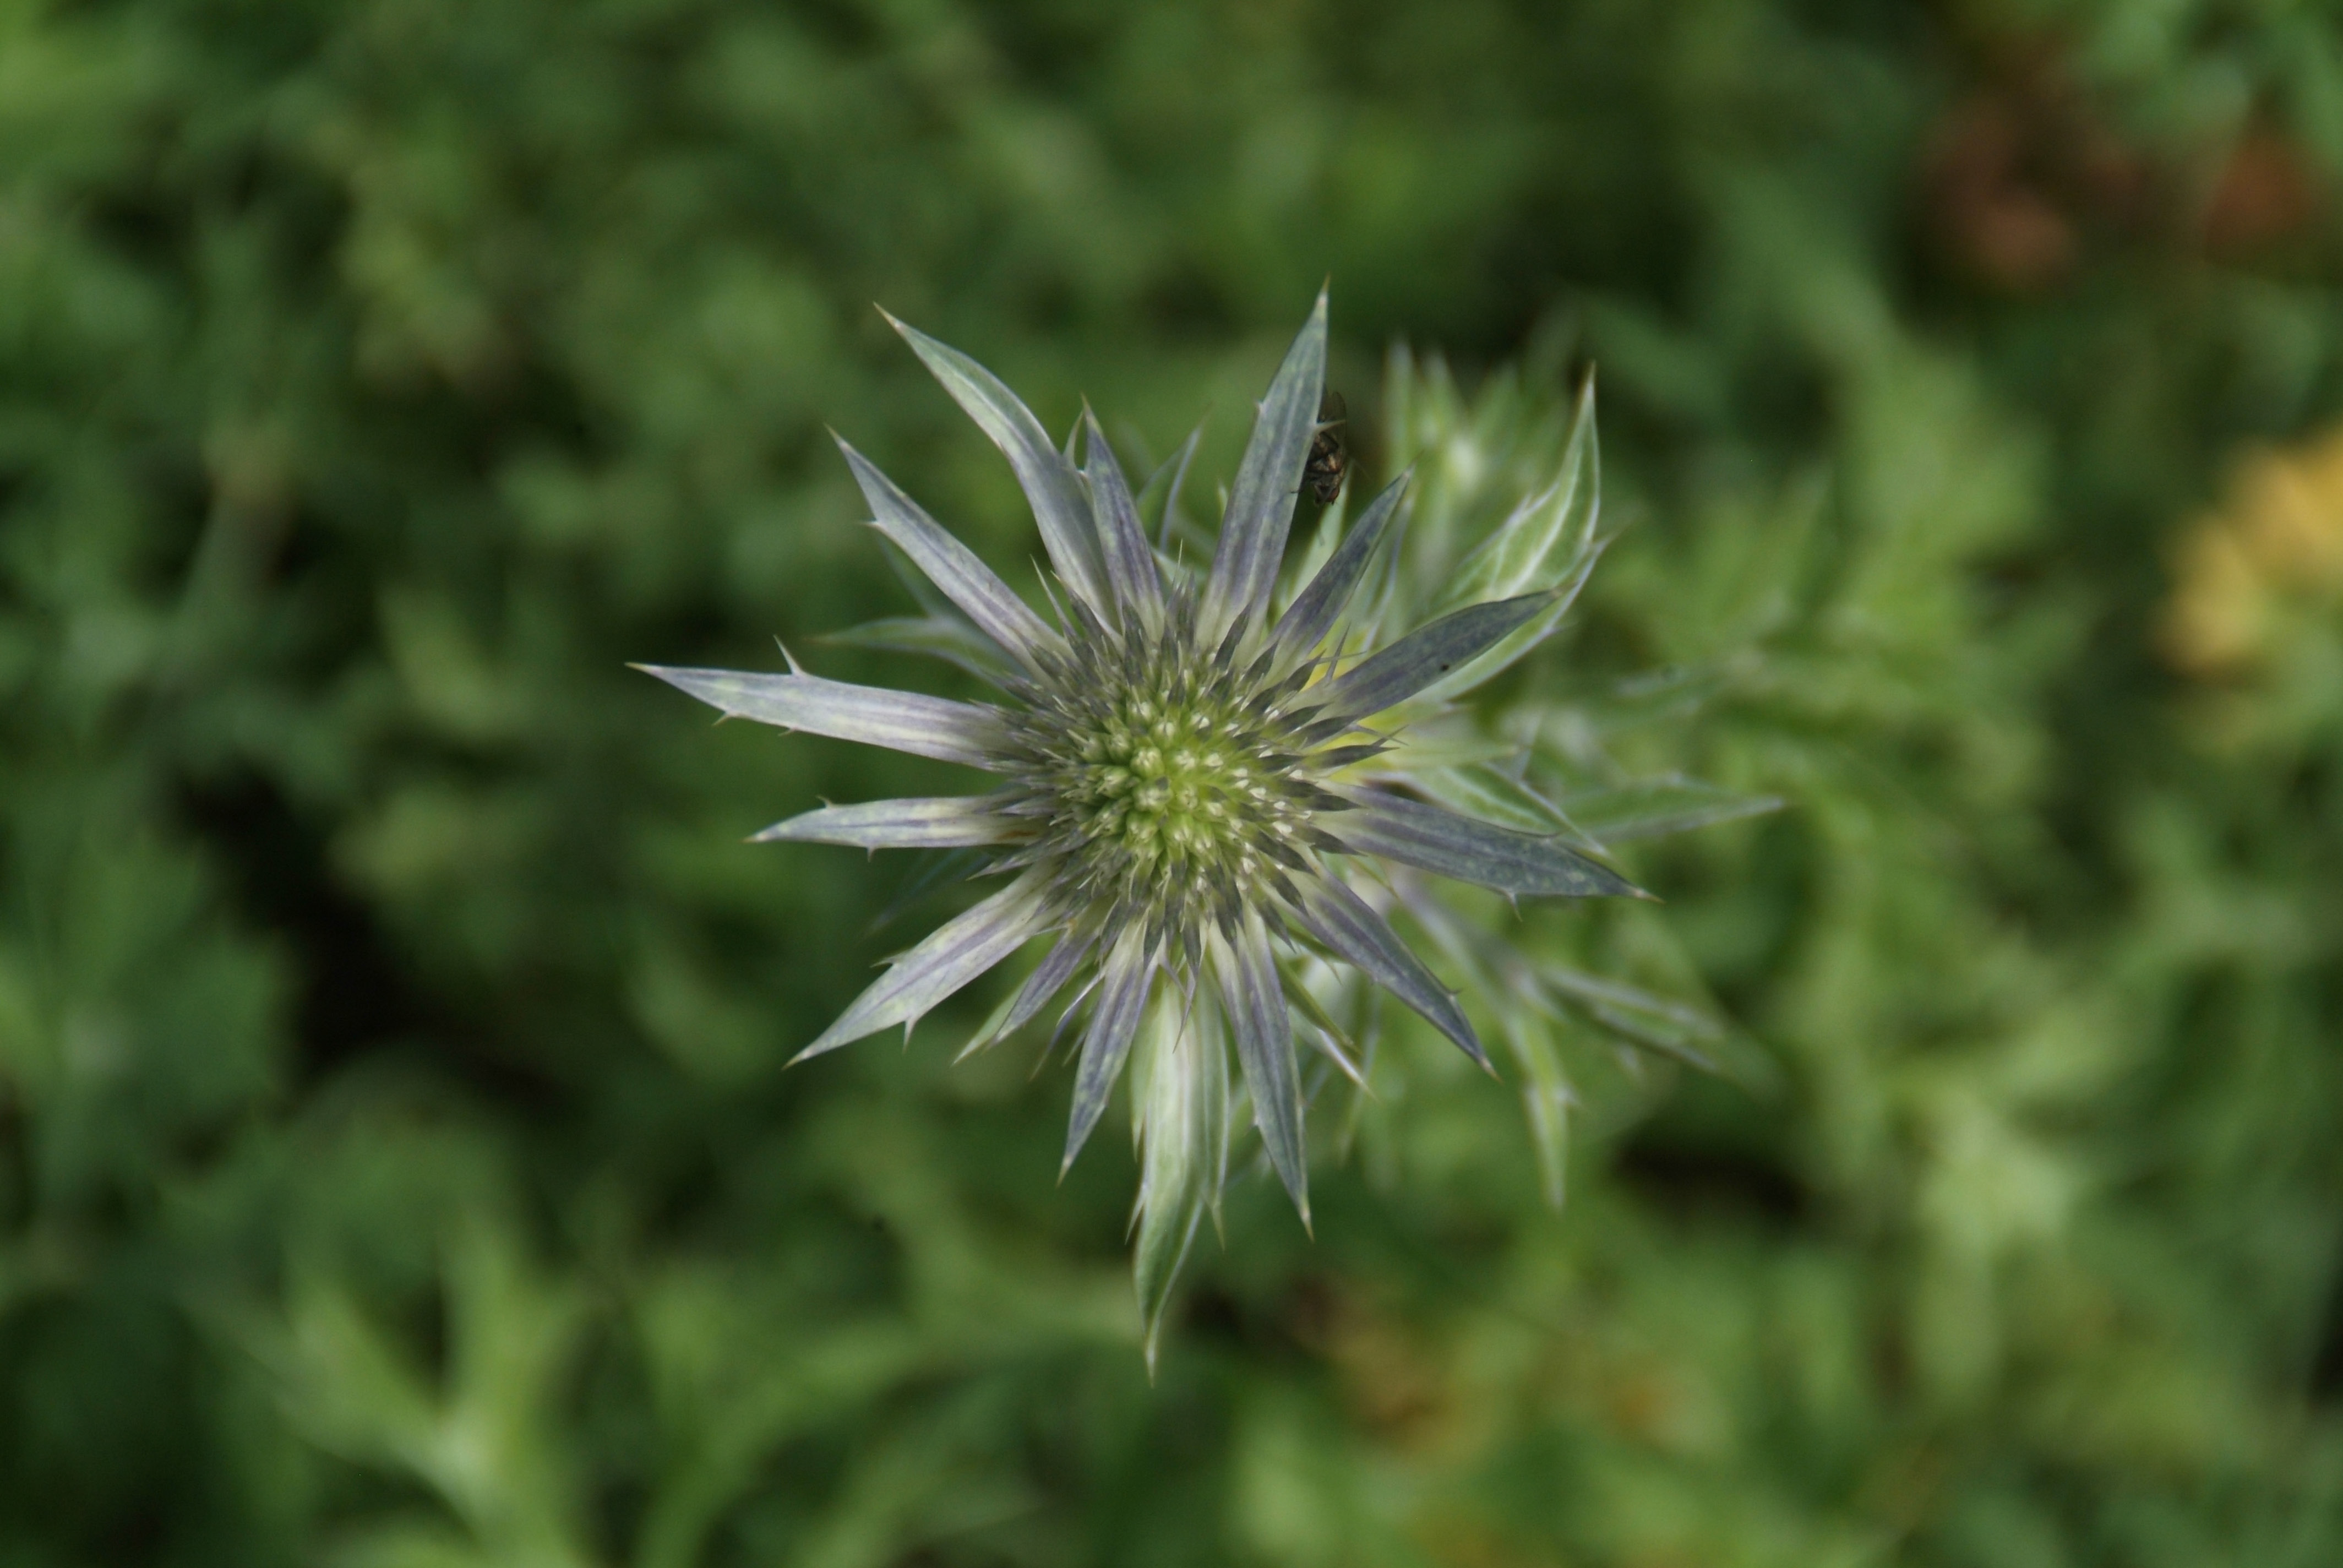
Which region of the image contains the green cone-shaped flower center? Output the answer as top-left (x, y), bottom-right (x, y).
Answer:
top-left (999, 615), bottom-right (1333, 925)
top-left (1075, 695), bottom-right (1274, 867)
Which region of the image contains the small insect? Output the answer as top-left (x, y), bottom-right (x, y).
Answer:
top-left (1303, 390), bottom-right (1349, 505)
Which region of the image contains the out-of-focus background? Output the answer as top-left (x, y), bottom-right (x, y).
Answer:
top-left (6, 1), bottom-right (2343, 1562)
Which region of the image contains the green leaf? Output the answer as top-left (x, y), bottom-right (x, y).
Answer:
top-left (1536, 965), bottom-right (1724, 1075)
top-left (1062, 925), bottom-right (1156, 1173)
top-left (1212, 909), bottom-right (1308, 1223)
top-left (750, 796), bottom-right (1024, 850)
top-left (836, 437), bottom-right (1064, 668)
top-left (635, 665), bottom-right (1010, 769)
top-left (819, 615), bottom-right (1018, 685)
top-left (1334, 790), bottom-right (1645, 900)
top-left (1501, 1009), bottom-right (1574, 1209)
top-left (1201, 290), bottom-right (1328, 643)
top-left (1405, 763), bottom-right (1592, 843)
top-left (1439, 372), bottom-right (1599, 609)
top-left (1290, 873), bottom-right (1484, 1069)
top-left (1552, 775), bottom-right (1785, 845)
top-left (797, 870), bottom-right (1055, 1060)
top-left (884, 311), bottom-right (1112, 616)
top-left (1132, 987), bottom-right (1229, 1372)
top-left (1308, 591), bottom-right (1559, 722)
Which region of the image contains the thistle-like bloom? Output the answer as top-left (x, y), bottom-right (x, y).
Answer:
top-left (639, 294), bottom-right (1647, 1352)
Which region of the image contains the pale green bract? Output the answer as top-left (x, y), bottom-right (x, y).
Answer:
top-left (638, 294), bottom-right (1773, 1363)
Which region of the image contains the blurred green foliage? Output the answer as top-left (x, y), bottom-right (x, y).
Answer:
top-left (7, 0), bottom-right (2343, 1563)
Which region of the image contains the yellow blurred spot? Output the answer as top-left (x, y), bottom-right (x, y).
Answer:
top-left (2164, 425), bottom-right (2343, 675)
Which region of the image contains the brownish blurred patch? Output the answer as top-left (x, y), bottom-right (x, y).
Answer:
top-left (2200, 127), bottom-right (2324, 259)
top-left (1406, 1510), bottom-right (1561, 1568)
top-left (1296, 1275), bottom-right (1474, 1457)
top-left (1287, 1280), bottom-right (1555, 1564)
top-left (1922, 42), bottom-right (2324, 293)
top-left (1922, 46), bottom-right (2148, 294)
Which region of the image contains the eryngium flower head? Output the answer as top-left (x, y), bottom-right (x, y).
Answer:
top-left (639, 293), bottom-right (1646, 1355)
